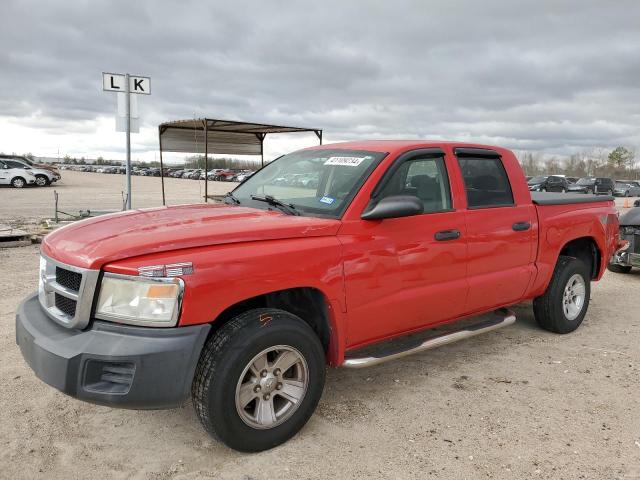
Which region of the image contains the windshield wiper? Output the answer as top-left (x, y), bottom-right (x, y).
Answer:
top-left (224, 192), bottom-right (241, 205)
top-left (250, 195), bottom-right (299, 216)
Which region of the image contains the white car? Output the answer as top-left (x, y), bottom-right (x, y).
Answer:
top-left (1, 157), bottom-right (60, 186)
top-left (0, 160), bottom-right (37, 187)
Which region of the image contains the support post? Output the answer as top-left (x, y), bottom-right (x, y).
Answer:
top-left (315, 130), bottom-right (323, 145)
top-left (261, 135), bottom-right (265, 167)
top-left (204, 120), bottom-right (208, 203)
top-left (125, 73), bottom-right (132, 209)
top-left (158, 125), bottom-right (166, 206)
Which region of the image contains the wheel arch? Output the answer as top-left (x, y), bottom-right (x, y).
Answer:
top-left (207, 287), bottom-right (340, 365)
top-left (558, 236), bottom-right (601, 279)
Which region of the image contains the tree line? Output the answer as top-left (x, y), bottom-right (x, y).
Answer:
top-left (518, 146), bottom-right (638, 179)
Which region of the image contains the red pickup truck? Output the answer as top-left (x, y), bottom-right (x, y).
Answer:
top-left (16, 141), bottom-right (621, 452)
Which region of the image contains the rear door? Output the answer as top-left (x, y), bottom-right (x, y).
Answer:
top-left (454, 148), bottom-right (535, 312)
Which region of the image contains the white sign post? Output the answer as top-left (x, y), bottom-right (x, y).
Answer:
top-left (102, 72), bottom-right (151, 210)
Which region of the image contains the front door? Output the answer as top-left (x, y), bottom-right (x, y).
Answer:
top-left (340, 151), bottom-right (468, 347)
top-left (0, 162), bottom-right (9, 184)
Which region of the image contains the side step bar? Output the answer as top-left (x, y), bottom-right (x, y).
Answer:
top-left (342, 309), bottom-right (516, 369)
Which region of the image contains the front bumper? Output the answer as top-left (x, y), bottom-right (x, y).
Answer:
top-left (611, 250), bottom-right (640, 268)
top-left (16, 293), bottom-right (210, 409)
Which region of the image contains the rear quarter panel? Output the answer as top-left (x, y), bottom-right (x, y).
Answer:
top-left (527, 201), bottom-right (618, 298)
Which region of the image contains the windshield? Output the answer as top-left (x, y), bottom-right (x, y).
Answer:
top-left (615, 182), bottom-right (629, 188)
top-left (528, 176), bottom-right (547, 184)
top-left (231, 149), bottom-right (386, 218)
top-left (576, 178), bottom-right (594, 185)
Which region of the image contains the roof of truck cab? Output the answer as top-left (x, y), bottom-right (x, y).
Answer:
top-left (303, 140), bottom-right (512, 154)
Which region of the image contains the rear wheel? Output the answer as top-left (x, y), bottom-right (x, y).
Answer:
top-left (11, 177), bottom-right (26, 188)
top-left (607, 263), bottom-right (632, 274)
top-left (533, 256), bottom-right (590, 334)
top-left (35, 175), bottom-right (49, 187)
top-left (192, 308), bottom-right (325, 452)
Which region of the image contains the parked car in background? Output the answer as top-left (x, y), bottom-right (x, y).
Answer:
top-left (527, 175), bottom-right (569, 192)
top-left (568, 177), bottom-right (615, 195)
top-left (0, 159), bottom-right (37, 187)
top-left (233, 171), bottom-right (255, 182)
top-left (0, 157), bottom-right (60, 186)
top-left (0, 154), bottom-right (61, 177)
top-left (614, 181), bottom-right (640, 197)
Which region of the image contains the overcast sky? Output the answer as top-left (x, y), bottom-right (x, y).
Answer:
top-left (1, 0), bottom-right (639, 163)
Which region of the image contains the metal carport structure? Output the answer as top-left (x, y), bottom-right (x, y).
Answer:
top-left (158, 118), bottom-right (323, 205)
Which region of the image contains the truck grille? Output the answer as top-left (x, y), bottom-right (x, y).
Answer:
top-left (54, 293), bottom-right (77, 317)
top-left (55, 266), bottom-right (82, 291)
top-left (38, 255), bottom-right (100, 329)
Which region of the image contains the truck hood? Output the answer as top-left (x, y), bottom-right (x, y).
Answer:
top-left (42, 204), bottom-right (341, 269)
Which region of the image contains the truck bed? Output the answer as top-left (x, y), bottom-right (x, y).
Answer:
top-left (530, 192), bottom-right (614, 205)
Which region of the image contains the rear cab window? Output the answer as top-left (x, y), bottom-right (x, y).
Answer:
top-left (455, 148), bottom-right (514, 209)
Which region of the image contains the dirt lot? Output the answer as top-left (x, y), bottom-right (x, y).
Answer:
top-left (1, 173), bottom-right (639, 479)
top-left (0, 170), bottom-right (236, 227)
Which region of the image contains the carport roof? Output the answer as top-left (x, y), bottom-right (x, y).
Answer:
top-left (158, 118), bottom-right (322, 155)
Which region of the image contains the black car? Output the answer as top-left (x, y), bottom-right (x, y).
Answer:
top-left (527, 175), bottom-right (569, 192)
top-left (567, 177), bottom-right (614, 195)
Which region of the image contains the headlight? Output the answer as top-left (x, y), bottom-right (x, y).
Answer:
top-left (95, 273), bottom-right (184, 327)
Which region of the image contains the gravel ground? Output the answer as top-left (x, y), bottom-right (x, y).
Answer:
top-left (1, 172), bottom-right (639, 479)
top-left (0, 170), bottom-right (236, 226)
top-left (1, 247), bottom-right (640, 479)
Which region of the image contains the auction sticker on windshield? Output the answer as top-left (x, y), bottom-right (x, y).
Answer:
top-left (324, 156), bottom-right (369, 167)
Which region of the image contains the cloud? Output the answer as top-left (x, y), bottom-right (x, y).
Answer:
top-left (1, 0), bottom-right (639, 162)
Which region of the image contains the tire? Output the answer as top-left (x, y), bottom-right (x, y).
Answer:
top-left (607, 263), bottom-right (632, 274)
top-left (625, 191), bottom-right (630, 197)
top-left (192, 308), bottom-right (326, 452)
top-left (533, 256), bottom-right (591, 334)
top-left (11, 177), bottom-right (26, 188)
top-left (35, 175), bottom-right (50, 187)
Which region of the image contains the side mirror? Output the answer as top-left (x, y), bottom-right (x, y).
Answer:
top-left (361, 195), bottom-right (423, 220)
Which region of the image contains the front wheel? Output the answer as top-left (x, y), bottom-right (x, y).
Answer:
top-left (35, 175), bottom-right (50, 187)
top-left (11, 177), bottom-right (26, 188)
top-left (533, 256), bottom-right (590, 334)
top-left (192, 308), bottom-right (325, 452)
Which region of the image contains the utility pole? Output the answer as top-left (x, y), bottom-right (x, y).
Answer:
top-left (125, 73), bottom-right (132, 209)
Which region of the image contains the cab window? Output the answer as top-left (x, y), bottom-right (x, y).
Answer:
top-left (456, 156), bottom-right (514, 208)
top-left (376, 156), bottom-right (452, 213)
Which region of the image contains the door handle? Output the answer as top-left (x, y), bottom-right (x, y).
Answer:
top-left (434, 229), bottom-right (461, 241)
top-left (512, 221), bottom-right (531, 231)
